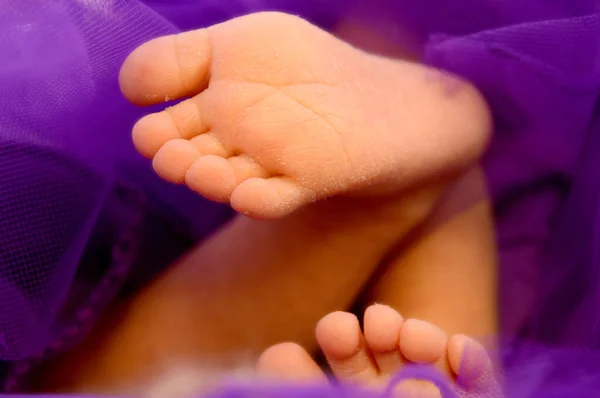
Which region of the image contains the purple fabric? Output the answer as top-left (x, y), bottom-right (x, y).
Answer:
top-left (1, 0), bottom-right (600, 396)
top-left (204, 365), bottom-right (459, 398)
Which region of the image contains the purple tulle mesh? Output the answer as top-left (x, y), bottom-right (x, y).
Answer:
top-left (2, 0), bottom-right (600, 396)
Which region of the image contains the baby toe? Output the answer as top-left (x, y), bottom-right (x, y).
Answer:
top-left (316, 311), bottom-right (379, 384)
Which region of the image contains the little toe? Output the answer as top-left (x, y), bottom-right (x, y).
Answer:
top-left (257, 342), bottom-right (326, 382)
top-left (120, 29), bottom-right (212, 105)
top-left (363, 304), bottom-right (405, 375)
top-left (185, 155), bottom-right (237, 202)
top-left (230, 177), bottom-right (316, 219)
top-left (316, 311), bottom-right (379, 384)
top-left (447, 335), bottom-right (499, 394)
top-left (399, 319), bottom-right (447, 365)
top-left (152, 139), bottom-right (201, 184)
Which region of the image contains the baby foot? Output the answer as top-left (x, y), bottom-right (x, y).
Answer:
top-left (257, 304), bottom-right (499, 397)
top-left (120, 12), bottom-right (491, 219)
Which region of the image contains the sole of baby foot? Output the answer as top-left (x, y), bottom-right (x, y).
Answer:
top-left (121, 12), bottom-right (491, 219)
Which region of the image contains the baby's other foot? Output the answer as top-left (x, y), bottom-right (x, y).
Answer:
top-left (120, 12), bottom-right (491, 219)
top-left (258, 304), bottom-right (499, 397)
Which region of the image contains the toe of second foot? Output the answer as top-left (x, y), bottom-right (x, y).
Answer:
top-left (399, 319), bottom-right (447, 364)
top-left (257, 343), bottom-right (326, 381)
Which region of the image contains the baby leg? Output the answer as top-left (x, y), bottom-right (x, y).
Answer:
top-left (362, 167), bottom-right (500, 394)
top-left (28, 186), bottom-right (444, 394)
top-left (366, 168), bottom-right (497, 334)
top-left (257, 169), bottom-right (499, 397)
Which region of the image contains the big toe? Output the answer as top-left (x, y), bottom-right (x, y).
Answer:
top-left (120, 29), bottom-right (212, 105)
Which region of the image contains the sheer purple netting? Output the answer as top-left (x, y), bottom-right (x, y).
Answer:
top-left (1, 0), bottom-right (600, 396)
